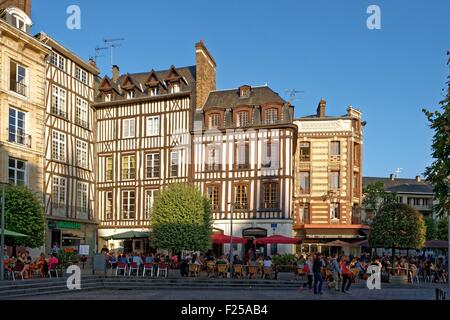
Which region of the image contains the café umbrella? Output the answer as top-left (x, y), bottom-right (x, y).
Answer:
top-left (103, 230), bottom-right (150, 240)
top-left (253, 235), bottom-right (301, 245)
top-left (3, 229), bottom-right (29, 238)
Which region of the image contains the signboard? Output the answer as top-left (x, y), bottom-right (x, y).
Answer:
top-left (92, 254), bottom-right (106, 275)
top-left (48, 220), bottom-right (81, 230)
top-left (79, 245), bottom-right (89, 255)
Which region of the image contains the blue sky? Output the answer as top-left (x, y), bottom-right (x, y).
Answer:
top-left (32, 0), bottom-right (449, 178)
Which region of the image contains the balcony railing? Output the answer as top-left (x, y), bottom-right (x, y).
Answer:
top-left (7, 128), bottom-right (31, 148)
top-left (234, 163), bottom-right (250, 170)
top-left (10, 81), bottom-right (28, 96)
top-left (51, 107), bottom-right (68, 119)
top-left (206, 164), bottom-right (221, 171)
top-left (233, 202), bottom-right (248, 210)
top-left (330, 155), bottom-right (341, 162)
top-left (261, 202), bottom-right (279, 210)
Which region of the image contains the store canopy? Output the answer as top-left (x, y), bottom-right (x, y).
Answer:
top-left (253, 235), bottom-right (301, 245)
top-left (424, 240), bottom-right (448, 249)
top-left (211, 233), bottom-right (247, 244)
top-left (322, 240), bottom-right (353, 247)
top-left (103, 231), bottom-right (150, 240)
top-left (3, 229), bottom-right (29, 238)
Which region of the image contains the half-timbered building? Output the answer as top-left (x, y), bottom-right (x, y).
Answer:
top-left (95, 41), bottom-right (216, 252)
top-left (35, 33), bottom-right (100, 254)
top-left (193, 85), bottom-right (297, 255)
top-left (293, 99), bottom-right (368, 255)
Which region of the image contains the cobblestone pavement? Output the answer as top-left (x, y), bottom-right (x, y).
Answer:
top-left (17, 283), bottom-right (450, 300)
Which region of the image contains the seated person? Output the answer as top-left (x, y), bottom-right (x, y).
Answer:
top-left (48, 253), bottom-right (59, 266)
top-left (118, 254), bottom-right (128, 264)
top-left (233, 255), bottom-right (243, 265)
top-left (263, 256), bottom-right (272, 268)
top-left (145, 254), bottom-right (154, 263)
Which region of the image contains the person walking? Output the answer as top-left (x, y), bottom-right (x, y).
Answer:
top-left (313, 253), bottom-right (324, 295)
top-left (327, 253), bottom-right (341, 291)
top-left (340, 255), bottom-right (352, 294)
top-left (299, 255), bottom-right (314, 291)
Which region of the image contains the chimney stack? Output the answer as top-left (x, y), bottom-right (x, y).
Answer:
top-left (317, 98), bottom-right (326, 117)
top-left (112, 65), bottom-right (120, 82)
top-left (415, 175), bottom-right (421, 182)
top-left (389, 174), bottom-right (395, 181)
top-left (195, 40), bottom-right (216, 109)
top-left (89, 58), bottom-right (97, 68)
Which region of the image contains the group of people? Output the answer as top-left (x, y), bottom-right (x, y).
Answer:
top-left (106, 251), bottom-right (179, 275)
top-left (2, 249), bottom-right (59, 279)
top-left (297, 252), bottom-right (382, 295)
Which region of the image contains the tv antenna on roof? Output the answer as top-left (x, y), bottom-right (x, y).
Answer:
top-left (284, 89), bottom-right (304, 104)
top-left (93, 46), bottom-right (108, 62)
top-left (395, 167), bottom-right (403, 178)
top-left (103, 38), bottom-right (125, 66)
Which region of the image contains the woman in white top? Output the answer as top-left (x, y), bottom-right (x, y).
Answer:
top-left (263, 256), bottom-right (272, 268)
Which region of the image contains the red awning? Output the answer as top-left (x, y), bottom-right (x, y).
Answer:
top-left (211, 234), bottom-right (247, 244)
top-left (253, 235), bottom-right (301, 245)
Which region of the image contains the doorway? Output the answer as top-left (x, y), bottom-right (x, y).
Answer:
top-left (242, 228), bottom-right (267, 262)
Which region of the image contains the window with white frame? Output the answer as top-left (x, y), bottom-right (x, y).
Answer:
top-left (52, 176), bottom-right (66, 208)
top-left (9, 61), bottom-right (27, 96)
top-left (147, 116), bottom-right (160, 136)
top-left (122, 190), bottom-right (136, 220)
top-left (52, 130), bottom-right (66, 162)
top-left (122, 155), bottom-right (136, 180)
top-left (105, 157), bottom-right (113, 181)
top-left (171, 83), bottom-right (180, 93)
top-left (150, 87), bottom-right (158, 96)
top-left (11, 13), bottom-right (26, 31)
top-left (126, 91), bottom-right (135, 99)
top-left (51, 85), bottom-right (67, 117)
top-left (105, 191), bottom-right (113, 221)
top-left (330, 203), bottom-right (340, 220)
top-left (264, 108), bottom-right (278, 125)
top-left (170, 151), bottom-right (179, 177)
top-left (144, 189), bottom-right (159, 220)
top-left (76, 97), bottom-right (88, 127)
top-left (50, 51), bottom-right (65, 71)
top-left (75, 66), bottom-right (88, 84)
top-left (8, 157), bottom-right (26, 186)
top-left (206, 145), bottom-right (221, 171)
top-left (145, 153), bottom-right (160, 179)
top-left (105, 93), bottom-right (112, 102)
top-left (122, 118), bottom-right (135, 138)
top-left (77, 182), bottom-right (88, 212)
top-left (76, 139), bottom-right (88, 168)
top-left (8, 107), bottom-right (27, 146)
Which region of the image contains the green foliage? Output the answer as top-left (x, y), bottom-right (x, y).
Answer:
top-left (272, 254), bottom-right (298, 266)
top-left (368, 203), bottom-right (426, 249)
top-left (362, 182), bottom-right (397, 216)
top-left (150, 183), bottom-right (212, 252)
top-left (422, 52), bottom-right (450, 218)
top-left (437, 218), bottom-right (449, 241)
top-left (57, 250), bottom-right (80, 269)
top-left (425, 217), bottom-right (438, 240)
top-left (4, 185), bottom-right (45, 248)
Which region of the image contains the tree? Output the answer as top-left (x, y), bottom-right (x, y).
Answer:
top-left (422, 53), bottom-right (450, 218)
top-left (437, 218), bottom-right (448, 241)
top-left (5, 185), bottom-right (45, 248)
top-left (150, 183), bottom-right (212, 253)
top-left (368, 203), bottom-right (426, 255)
top-left (362, 181), bottom-right (397, 220)
top-left (425, 217), bottom-right (438, 240)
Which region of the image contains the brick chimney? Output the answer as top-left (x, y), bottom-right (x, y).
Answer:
top-left (0, 0), bottom-right (31, 16)
top-left (316, 98), bottom-right (326, 117)
top-left (112, 65), bottom-right (120, 82)
top-left (389, 174), bottom-right (395, 181)
top-left (195, 40), bottom-right (216, 109)
top-left (89, 58), bottom-right (97, 68)
top-left (415, 175), bottom-right (421, 182)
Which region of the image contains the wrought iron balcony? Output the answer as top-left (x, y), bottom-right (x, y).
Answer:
top-left (51, 107), bottom-right (68, 119)
top-left (10, 81), bottom-right (28, 96)
top-left (7, 128), bottom-right (31, 148)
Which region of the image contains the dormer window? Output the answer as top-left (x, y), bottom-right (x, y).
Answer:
top-left (171, 83), bottom-right (180, 94)
top-left (12, 14), bottom-right (25, 31)
top-left (150, 87), bottom-right (158, 96)
top-left (239, 85), bottom-right (251, 98)
top-left (127, 91), bottom-right (135, 100)
top-left (237, 111), bottom-right (249, 127)
top-left (264, 108), bottom-right (278, 125)
top-left (208, 113), bottom-right (220, 129)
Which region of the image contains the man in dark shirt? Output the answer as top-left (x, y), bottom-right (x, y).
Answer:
top-left (313, 253), bottom-right (324, 294)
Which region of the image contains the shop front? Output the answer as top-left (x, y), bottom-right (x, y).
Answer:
top-left (46, 219), bottom-right (98, 255)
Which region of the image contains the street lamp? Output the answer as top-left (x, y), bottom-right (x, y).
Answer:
top-left (1, 182), bottom-right (7, 281)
